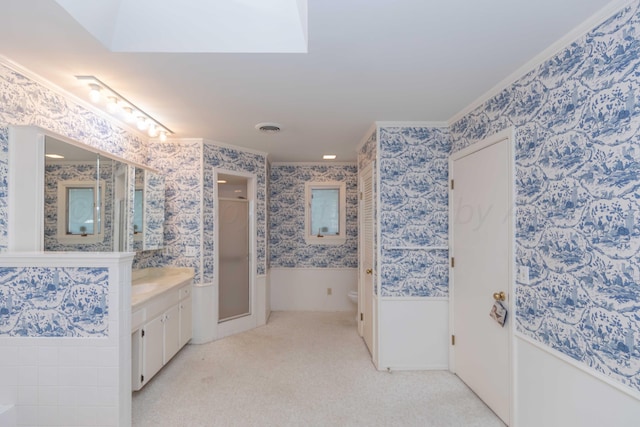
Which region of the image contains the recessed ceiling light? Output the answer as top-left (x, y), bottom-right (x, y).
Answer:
top-left (217, 180), bottom-right (227, 184)
top-left (255, 122), bottom-right (282, 133)
top-left (323, 154), bottom-right (337, 160)
top-left (45, 154), bottom-right (65, 159)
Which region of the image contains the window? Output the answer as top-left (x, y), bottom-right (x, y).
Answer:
top-left (305, 182), bottom-right (346, 245)
top-left (57, 180), bottom-right (105, 244)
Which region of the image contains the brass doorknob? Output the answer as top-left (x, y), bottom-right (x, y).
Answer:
top-left (366, 269), bottom-right (373, 275)
top-left (493, 291), bottom-right (506, 301)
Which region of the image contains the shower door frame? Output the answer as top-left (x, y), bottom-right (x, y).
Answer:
top-left (214, 168), bottom-right (258, 339)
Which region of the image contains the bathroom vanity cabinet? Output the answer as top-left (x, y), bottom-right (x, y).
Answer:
top-left (131, 268), bottom-right (194, 391)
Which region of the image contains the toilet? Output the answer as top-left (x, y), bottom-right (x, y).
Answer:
top-left (348, 290), bottom-right (358, 305)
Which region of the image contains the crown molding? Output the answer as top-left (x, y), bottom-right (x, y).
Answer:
top-left (448, 0), bottom-right (636, 125)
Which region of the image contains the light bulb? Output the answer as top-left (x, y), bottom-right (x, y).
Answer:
top-left (122, 107), bottom-right (135, 123)
top-left (106, 96), bottom-right (119, 113)
top-left (148, 123), bottom-right (158, 138)
top-left (89, 84), bottom-right (101, 103)
top-left (136, 116), bottom-right (148, 131)
top-left (159, 131), bottom-right (167, 142)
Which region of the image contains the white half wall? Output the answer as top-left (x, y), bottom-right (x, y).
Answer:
top-left (516, 336), bottom-right (640, 427)
top-left (270, 268), bottom-right (357, 311)
top-left (377, 298), bottom-right (449, 370)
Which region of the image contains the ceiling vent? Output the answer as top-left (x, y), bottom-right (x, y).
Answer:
top-left (255, 123), bottom-right (282, 134)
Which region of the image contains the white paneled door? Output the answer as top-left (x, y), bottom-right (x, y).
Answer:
top-left (451, 131), bottom-right (513, 425)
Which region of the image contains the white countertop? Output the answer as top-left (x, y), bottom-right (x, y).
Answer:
top-left (131, 267), bottom-right (195, 308)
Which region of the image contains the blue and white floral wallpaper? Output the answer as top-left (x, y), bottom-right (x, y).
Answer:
top-left (270, 164), bottom-right (358, 268)
top-left (204, 142), bottom-right (268, 279)
top-left (359, 131), bottom-right (377, 171)
top-left (44, 161), bottom-right (114, 252)
top-left (378, 127), bottom-right (451, 297)
top-left (143, 170), bottom-right (165, 250)
top-left (451, 2), bottom-right (640, 394)
top-left (0, 266), bottom-right (109, 337)
top-left (135, 140), bottom-right (203, 277)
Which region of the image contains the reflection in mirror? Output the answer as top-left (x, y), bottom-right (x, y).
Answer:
top-left (142, 170), bottom-right (165, 251)
top-left (44, 137), bottom-right (128, 252)
top-left (132, 168), bottom-right (144, 251)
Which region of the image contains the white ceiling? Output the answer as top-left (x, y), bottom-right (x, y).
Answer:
top-left (0, 0), bottom-right (620, 162)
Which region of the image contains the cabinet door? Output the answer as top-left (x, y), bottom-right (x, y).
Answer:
top-left (142, 315), bottom-right (164, 384)
top-left (131, 329), bottom-right (143, 391)
top-left (164, 304), bottom-right (181, 363)
top-left (179, 296), bottom-right (193, 348)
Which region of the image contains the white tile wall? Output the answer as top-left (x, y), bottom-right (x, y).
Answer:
top-left (0, 253), bottom-right (134, 427)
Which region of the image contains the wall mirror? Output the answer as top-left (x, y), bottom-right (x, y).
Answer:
top-left (44, 137), bottom-right (129, 252)
top-left (8, 126), bottom-right (164, 252)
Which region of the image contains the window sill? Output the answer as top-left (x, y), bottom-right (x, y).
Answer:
top-left (56, 234), bottom-right (104, 245)
top-left (304, 236), bottom-right (346, 246)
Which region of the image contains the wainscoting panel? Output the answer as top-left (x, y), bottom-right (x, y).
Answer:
top-left (378, 298), bottom-right (449, 370)
top-left (270, 268), bottom-right (357, 312)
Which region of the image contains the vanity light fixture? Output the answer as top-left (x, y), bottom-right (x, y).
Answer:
top-left (76, 75), bottom-right (174, 140)
top-left (88, 84), bottom-right (102, 103)
top-left (323, 154), bottom-right (337, 160)
top-left (106, 96), bottom-right (119, 113)
top-left (45, 154), bottom-right (65, 159)
top-left (217, 180), bottom-right (227, 184)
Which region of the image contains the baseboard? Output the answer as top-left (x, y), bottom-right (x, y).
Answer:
top-left (380, 364), bottom-right (448, 372)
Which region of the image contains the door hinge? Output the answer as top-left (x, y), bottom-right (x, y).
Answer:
top-left (141, 329), bottom-right (145, 338)
top-left (360, 192), bottom-right (363, 200)
top-left (450, 179), bottom-right (454, 190)
top-left (360, 313), bottom-right (363, 321)
top-left (451, 257), bottom-right (455, 268)
top-left (141, 374), bottom-right (144, 383)
top-left (451, 335), bottom-right (455, 346)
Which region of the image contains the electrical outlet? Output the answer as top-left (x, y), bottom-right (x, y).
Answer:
top-left (327, 288), bottom-right (332, 296)
top-left (185, 246), bottom-right (197, 257)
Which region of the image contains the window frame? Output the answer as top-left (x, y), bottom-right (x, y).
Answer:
top-left (56, 179), bottom-right (105, 245)
top-left (304, 181), bottom-right (346, 246)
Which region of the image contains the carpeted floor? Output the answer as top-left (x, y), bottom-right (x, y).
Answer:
top-left (132, 311), bottom-right (505, 427)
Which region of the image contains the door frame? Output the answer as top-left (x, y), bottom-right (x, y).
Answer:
top-left (448, 127), bottom-right (516, 424)
top-left (214, 168), bottom-right (257, 339)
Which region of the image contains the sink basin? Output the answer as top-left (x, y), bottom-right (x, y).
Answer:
top-left (132, 283), bottom-right (159, 295)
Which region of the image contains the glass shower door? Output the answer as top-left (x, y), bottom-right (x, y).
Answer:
top-left (218, 199), bottom-right (250, 322)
